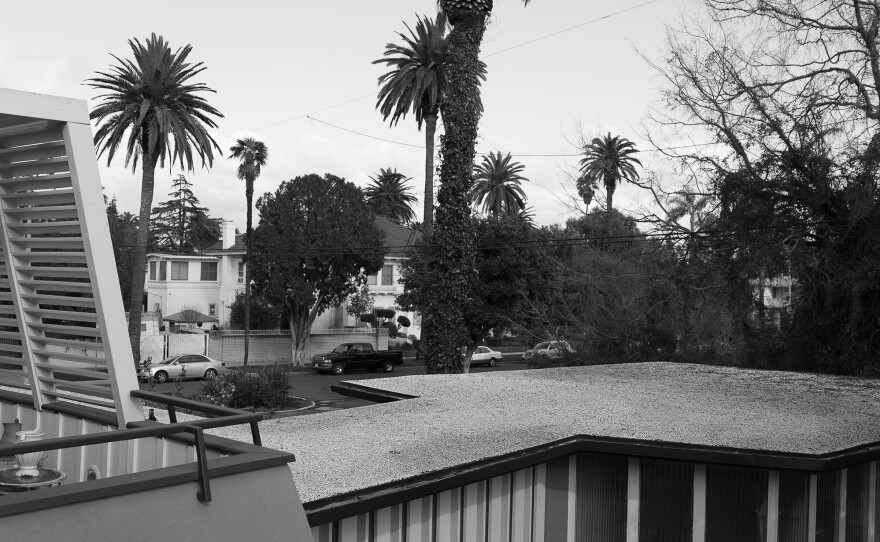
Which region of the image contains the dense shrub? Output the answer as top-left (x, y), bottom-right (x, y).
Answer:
top-left (525, 350), bottom-right (590, 370)
top-left (396, 315), bottom-right (411, 328)
top-left (197, 367), bottom-right (291, 411)
top-left (359, 313), bottom-right (376, 325)
top-left (381, 321), bottom-right (398, 337)
top-left (375, 308), bottom-right (396, 320)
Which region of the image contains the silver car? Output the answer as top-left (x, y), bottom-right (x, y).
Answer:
top-left (138, 354), bottom-right (226, 383)
top-left (469, 346), bottom-right (503, 367)
top-left (522, 341), bottom-right (575, 360)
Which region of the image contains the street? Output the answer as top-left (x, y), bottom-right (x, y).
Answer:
top-left (141, 359), bottom-right (529, 415)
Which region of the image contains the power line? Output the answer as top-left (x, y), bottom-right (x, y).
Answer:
top-left (114, 216), bottom-right (880, 256)
top-left (249, 2), bottom-right (659, 132)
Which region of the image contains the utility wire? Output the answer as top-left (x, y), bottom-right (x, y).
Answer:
top-left (249, 1), bottom-right (660, 132)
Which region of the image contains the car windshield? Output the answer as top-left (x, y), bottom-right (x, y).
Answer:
top-left (331, 345), bottom-right (350, 354)
top-left (535, 342), bottom-right (549, 350)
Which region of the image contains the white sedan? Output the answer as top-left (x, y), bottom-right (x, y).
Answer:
top-left (469, 346), bottom-right (502, 367)
top-left (138, 354), bottom-right (226, 383)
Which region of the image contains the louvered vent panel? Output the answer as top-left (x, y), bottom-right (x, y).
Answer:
top-left (0, 119), bottom-right (111, 404)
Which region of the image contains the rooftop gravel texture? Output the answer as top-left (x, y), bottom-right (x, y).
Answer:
top-left (183, 362), bottom-right (880, 504)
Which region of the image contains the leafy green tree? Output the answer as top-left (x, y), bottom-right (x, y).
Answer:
top-left (88, 33), bottom-right (223, 362)
top-left (106, 197), bottom-right (139, 311)
top-left (229, 137), bottom-right (269, 370)
top-left (364, 168), bottom-right (418, 225)
top-left (228, 292), bottom-right (279, 330)
top-left (346, 280), bottom-right (374, 326)
top-left (151, 174), bottom-right (220, 251)
top-left (471, 152), bottom-right (529, 218)
top-left (399, 216), bottom-right (551, 371)
top-left (375, 13), bottom-right (486, 237)
top-left (579, 133), bottom-right (642, 212)
top-left (417, 0), bottom-right (534, 373)
top-left (250, 174), bottom-right (385, 364)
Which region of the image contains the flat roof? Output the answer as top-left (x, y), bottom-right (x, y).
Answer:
top-left (203, 362), bottom-right (880, 510)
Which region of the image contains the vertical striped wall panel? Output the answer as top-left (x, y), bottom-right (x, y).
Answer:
top-left (0, 399), bottom-right (205, 483)
top-left (309, 455), bottom-right (880, 542)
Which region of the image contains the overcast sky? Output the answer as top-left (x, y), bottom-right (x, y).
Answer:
top-left (0, 0), bottom-right (684, 229)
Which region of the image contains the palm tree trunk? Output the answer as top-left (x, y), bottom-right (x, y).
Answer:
top-left (244, 178), bottom-right (253, 369)
top-left (424, 9), bottom-right (488, 374)
top-left (127, 154), bottom-right (159, 366)
top-left (606, 179), bottom-right (616, 212)
top-left (423, 114), bottom-right (438, 238)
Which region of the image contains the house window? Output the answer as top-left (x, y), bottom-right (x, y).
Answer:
top-left (200, 262), bottom-right (218, 281)
top-left (159, 261), bottom-right (167, 281)
top-left (208, 303), bottom-right (216, 316)
top-left (237, 261), bottom-right (245, 284)
top-left (381, 265), bottom-right (393, 285)
top-left (367, 273), bottom-right (377, 286)
top-left (149, 261), bottom-right (156, 280)
top-left (170, 261), bottom-right (188, 281)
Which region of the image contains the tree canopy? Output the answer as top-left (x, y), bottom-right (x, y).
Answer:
top-left (150, 174), bottom-right (221, 251)
top-left (249, 174), bottom-right (385, 364)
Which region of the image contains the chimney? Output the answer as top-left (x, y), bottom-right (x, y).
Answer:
top-left (222, 220), bottom-right (237, 249)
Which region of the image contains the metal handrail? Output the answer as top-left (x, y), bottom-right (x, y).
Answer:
top-left (0, 394), bottom-right (266, 502)
top-left (131, 389), bottom-right (262, 446)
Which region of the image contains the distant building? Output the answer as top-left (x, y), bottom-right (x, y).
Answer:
top-left (751, 275), bottom-right (799, 329)
top-left (144, 217), bottom-right (421, 336)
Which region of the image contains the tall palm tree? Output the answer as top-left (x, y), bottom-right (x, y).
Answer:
top-left (471, 152), bottom-right (529, 218)
top-left (417, 0), bottom-right (533, 374)
top-left (229, 138), bottom-right (268, 370)
top-left (374, 13), bottom-right (486, 238)
top-left (364, 168), bottom-right (418, 225)
top-left (88, 33), bottom-right (222, 363)
top-left (578, 133), bottom-right (642, 212)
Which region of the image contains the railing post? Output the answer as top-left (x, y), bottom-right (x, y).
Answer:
top-left (168, 405), bottom-right (177, 424)
top-left (250, 421), bottom-right (262, 447)
top-left (187, 425), bottom-right (211, 503)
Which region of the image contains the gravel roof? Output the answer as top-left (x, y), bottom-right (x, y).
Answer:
top-left (197, 362), bottom-right (880, 505)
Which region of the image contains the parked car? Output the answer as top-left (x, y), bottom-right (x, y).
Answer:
top-left (463, 346), bottom-right (503, 367)
top-left (522, 341), bottom-right (575, 361)
top-left (312, 343), bottom-right (404, 375)
top-left (137, 354), bottom-right (226, 383)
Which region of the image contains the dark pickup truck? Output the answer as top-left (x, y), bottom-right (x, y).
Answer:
top-left (311, 343), bottom-right (404, 375)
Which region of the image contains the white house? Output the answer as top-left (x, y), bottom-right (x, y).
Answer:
top-left (144, 220), bottom-right (243, 328)
top-left (144, 217), bottom-right (420, 335)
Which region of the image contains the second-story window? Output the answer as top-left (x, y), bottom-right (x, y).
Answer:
top-left (149, 261), bottom-right (156, 280)
top-left (238, 261), bottom-right (245, 284)
top-left (159, 261), bottom-right (167, 281)
top-left (170, 261), bottom-right (188, 281)
top-left (381, 265), bottom-right (393, 285)
top-left (200, 262), bottom-right (218, 281)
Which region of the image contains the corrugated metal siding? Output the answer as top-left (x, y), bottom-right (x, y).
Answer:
top-left (309, 456), bottom-right (880, 542)
top-left (705, 464), bottom-right (769, 542)
top-left (575, 452), bottom-right (628, 542)
top-left (639, 458), bottom-right (693, 542)
top-left (778, 470), bottom-right (809, 542)
top-left (816, 470), bottom-right (841, 542)
top-left (846, 463), bottom-right (871, 542)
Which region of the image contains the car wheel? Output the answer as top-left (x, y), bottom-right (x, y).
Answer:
top-left (204, 369), bottom-right (218, 379)
top-left (382, 361), bottom-right (395, 373)
top-left (153, 371), bottom-right (168, 384)
top-left (331, 362), bottom-right (345, 375)
top-left (488, 358), bottom-right (497, 367)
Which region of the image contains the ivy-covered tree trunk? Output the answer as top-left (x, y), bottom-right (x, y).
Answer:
top-left (423, 113), bottom-right (438, 238)
top-left (424, 7), bottom-right (488, 374)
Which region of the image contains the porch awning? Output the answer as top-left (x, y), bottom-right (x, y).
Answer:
top-left (162, 309), bottom-right (219, 323)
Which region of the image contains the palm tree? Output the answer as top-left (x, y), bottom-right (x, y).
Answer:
top-left (416, 0), bottom-right (533, 374)
top-left (229, 138), bottom-right (268, 370)
top-left (578, 133), bottom-right (642, 212)
top-left (471, 152), bottom-right (529, 218)
top-left (364, 168), bottom-right (418, 225)
top-left (374, 13), bottom-right (486, 238)
top-left (88, 33), bottom-right (222, 363)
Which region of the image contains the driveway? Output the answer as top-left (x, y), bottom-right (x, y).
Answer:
top-left (142, 358), bottom-right (528, 415)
